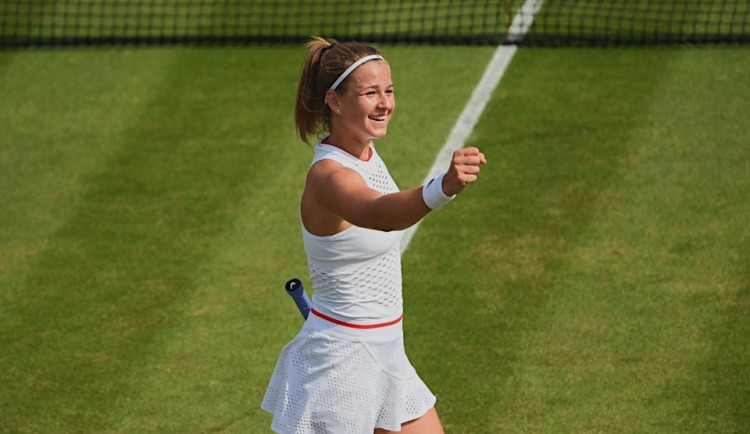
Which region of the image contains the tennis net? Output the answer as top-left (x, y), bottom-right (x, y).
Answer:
top-left (1, 1), bottom-right (747, 48)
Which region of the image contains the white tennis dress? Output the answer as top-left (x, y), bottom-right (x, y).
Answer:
top-left (261, 140), bottom-right (436, 433)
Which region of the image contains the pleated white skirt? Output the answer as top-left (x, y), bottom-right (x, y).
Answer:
top-left (261, 313), bottom-right (436, 433)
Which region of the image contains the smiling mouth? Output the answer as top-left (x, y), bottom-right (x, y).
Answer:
top-left (369, 115), bottom-right (387, 122)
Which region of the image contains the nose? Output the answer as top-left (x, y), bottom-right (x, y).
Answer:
top-left (378, 91), bottom-right (393, 110)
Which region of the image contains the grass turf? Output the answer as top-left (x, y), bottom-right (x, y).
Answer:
top-left (404, 46), bottom-right (749, 433)
top-left (0, 44), bottom-right (748, 432)
top-left (0, 45), bottom-right (491, 432)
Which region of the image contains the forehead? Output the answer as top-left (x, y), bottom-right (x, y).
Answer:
top-left (348, 60), bottom-right (392, 87)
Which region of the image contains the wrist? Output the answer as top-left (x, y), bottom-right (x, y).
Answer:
top-left (422, 173), bottom-right (455, 210)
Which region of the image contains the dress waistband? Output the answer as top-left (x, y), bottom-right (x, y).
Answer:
top-left (310, 308), bottom-right (403, 329)
top-left (303, 308), bottom-right (404, 342)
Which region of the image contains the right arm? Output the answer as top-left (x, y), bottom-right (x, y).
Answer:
top-left (300, 147), bottom-right (487, 235)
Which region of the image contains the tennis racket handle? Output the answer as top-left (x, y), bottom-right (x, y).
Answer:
top-left (285, 278), bottom-right (311, 320)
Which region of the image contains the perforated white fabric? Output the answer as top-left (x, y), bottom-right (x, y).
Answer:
top-left (262, 315), bottom-right (437, 433)
top-left (302, 141), bottom-right (403, 324)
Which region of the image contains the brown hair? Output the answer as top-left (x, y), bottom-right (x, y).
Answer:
top-left (295, 36), bottom-right (382, 144)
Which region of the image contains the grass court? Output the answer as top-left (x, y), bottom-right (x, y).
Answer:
top-left (1, 39), bottom-right (748, 432)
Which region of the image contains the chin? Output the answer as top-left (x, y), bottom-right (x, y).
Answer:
top-left (368, 125), bottom-right (389, 139)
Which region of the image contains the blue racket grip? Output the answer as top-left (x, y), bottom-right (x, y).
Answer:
top-left (285, 278), bottom-right (311, 320)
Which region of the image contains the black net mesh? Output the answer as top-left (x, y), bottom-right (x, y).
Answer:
top-left (1, 0), bottom-right (747, 48)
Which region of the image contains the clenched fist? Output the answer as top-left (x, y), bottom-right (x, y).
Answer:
top-left (442, 147), bottom-right (487, 196)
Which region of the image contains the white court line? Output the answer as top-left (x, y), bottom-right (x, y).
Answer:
top-left (400, 0), bottom-right (545, 254)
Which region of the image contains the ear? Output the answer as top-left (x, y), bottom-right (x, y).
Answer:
top-left (325, 89), bottom-right (341, 114)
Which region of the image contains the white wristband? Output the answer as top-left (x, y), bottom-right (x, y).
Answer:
top-left (422, 174), bottom-right (455, 210)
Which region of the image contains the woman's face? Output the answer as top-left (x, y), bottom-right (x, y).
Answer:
top-left (332, 60), bottom-right (395, 144)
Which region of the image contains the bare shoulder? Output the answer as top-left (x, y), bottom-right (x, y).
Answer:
top-left (307, 159), bottom-right (366, 193)
top-left (302, 159), bottom-right (374, 234)
top-left (307, 158), bottom-right (345, 179)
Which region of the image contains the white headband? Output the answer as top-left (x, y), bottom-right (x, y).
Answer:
top-left (329, 54), bottom-right (385, 91)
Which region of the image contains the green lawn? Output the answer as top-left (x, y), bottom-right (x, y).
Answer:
top-left (1, 44), bottom-right (748, 433)
top-left (404, 46), bottom-right (749, 433)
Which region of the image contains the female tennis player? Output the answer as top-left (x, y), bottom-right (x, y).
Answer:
top-left (261, 37), bottom-right (486, 433)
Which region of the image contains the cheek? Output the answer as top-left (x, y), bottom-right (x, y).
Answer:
top-left (353, 101), bottom-right (374, 118)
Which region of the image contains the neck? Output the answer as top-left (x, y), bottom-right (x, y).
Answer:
top-left (324, 133), bottom-right (373, 161)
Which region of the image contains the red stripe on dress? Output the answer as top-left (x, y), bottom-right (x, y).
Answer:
top-left (310, 308), bottom-right (403, 329)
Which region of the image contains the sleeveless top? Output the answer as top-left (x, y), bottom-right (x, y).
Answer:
top-left (302, 140), bottom-right (404, 325)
